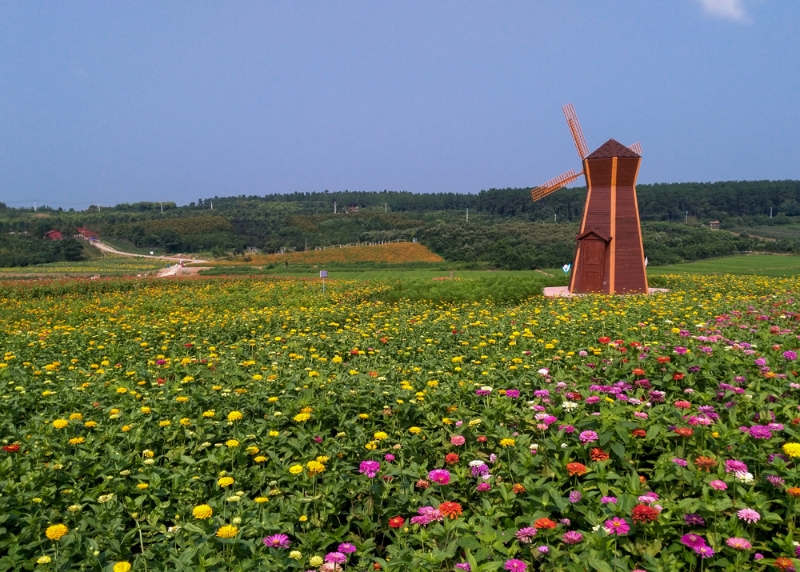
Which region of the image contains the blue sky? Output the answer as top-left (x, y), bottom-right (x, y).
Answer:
top-left (0, 1), bottom-right (798, 209)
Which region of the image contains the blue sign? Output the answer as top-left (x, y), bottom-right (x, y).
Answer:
top-left (320, 270), bottom-right (328, 278)
top-left (562, 264), bottom-right (571, 274)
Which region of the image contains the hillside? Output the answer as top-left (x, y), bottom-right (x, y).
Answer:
top-left (1, 180), bottom-right (800, 270)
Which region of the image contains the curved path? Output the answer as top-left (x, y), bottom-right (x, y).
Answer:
top-left (89, 240), bottom-right (207, 263)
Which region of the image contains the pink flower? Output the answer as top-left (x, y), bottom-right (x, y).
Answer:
top-left (736, 508), bottom-right (760, 524)
top-left (709, 480), bottom-right (727, 490)
top-left (450, 435), bottom-right (466, 446)
top-left (726, 537), bottom-right (752, 550)
top-left (578, 431), bottom-right (598, 444)
top-left (504, 559), bottom-right (527, 572)
top-left (604, 517), bottom-right (630, 536)
top-left (428, 469), bottom-right (451, 485)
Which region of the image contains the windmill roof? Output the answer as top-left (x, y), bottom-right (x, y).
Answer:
top-left (586, 138), bottom-right (640, 159)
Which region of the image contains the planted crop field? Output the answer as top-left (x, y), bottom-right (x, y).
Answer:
top-left (205, 242), bottom-right (444, 266)
top-left (1, 274), bottom-right (799, 571)
top-left (650, 254), bottom-right (800, 277)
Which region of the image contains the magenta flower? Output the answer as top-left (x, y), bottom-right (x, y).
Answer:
top-left (359, 460), bottom-right (380, 478)
top-left (783, 350), bottom-right (797, 361)
top-left (428, 469), bottom-right (451, 485)
top-left (409, 506), bottom-right (443, 526)
top-left (561, 531), bottom-right (583, 544)
top-left (725, 460), bottom-right (748, 473)
top-left (568, 491), bottom-right (582, 503)
top-left (263, 534), bottom-right (291, 549)
top-left (505, 389), bottom-right (520, 399)
top-left (477, 482), bottom-right (491, 492)
top-left (504, 559), bottom-right (527, 572)
top-left (600, 496), bottom-right (618, 504)
top-left (726, 537), bottom-right (752, 550)
top-left (694, 545), bottom-right (715, 558)
top-left (737, 508), bottom-right (760, 523)
top-left (680, 534), bottom-right (706, 549)
top-left (337, 543), bottom-right (356, 554)
top-left (604, 517), bottom-right (630, 536)
top-left (578, 430), bottom-right (598, 444)
top-left (324, 552), bottom-right (347, 564)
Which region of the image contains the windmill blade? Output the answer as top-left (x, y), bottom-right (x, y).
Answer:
top-left (562, 103), bottom-right (589, 160)
top-left (530, 170), bottom-right (583, 202)
top-left (628, 142), bottom-right (642, 155)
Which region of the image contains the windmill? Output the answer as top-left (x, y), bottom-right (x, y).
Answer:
top-left (531, 104), bottom-right (647, 294)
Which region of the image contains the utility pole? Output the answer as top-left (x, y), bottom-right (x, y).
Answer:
top-left (334, 201), bottom-right (337, 214)
top-left (770, 207), bottom-right (773, 218)
top-left (160, 201), bottom-right (163, 214)
top-left (210, 200), bottom-right (213, 210)
top-left (33, 201), bottom-right (36, 212)
top-left (685, 211), bottom-right (688, 224)
top-left (305, 238), bottom-right (307, 252)
top-left (384, 203), bottom-right (387, 213)
top-left (555, 213), bottom-right (557, 223)
top-left (466, 208), bottom-right (469, 223)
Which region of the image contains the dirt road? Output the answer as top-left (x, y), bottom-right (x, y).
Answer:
top-left (89, 240), bottom-right (208, 263)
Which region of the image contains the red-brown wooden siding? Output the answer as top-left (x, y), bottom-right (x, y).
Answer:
top-left (613, 157), bottom-right (647, 293)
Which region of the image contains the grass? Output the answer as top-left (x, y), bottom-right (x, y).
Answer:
top-left (98, 236), bottom-right (168, 256)
top-left (728, 224), bottom-right (800, 241)
top-left (0, 256), bottom-right (166, 276)
top-left (648, 253), bottom-right (800, 276)
top-left (202, 242), bottom-right (444, 266)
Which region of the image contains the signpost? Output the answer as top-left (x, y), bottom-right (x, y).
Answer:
top-left (320, 270), bottom-right (327, 295)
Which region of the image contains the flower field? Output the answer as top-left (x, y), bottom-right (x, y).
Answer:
top-left (1, 274), bottom-right (799, 571)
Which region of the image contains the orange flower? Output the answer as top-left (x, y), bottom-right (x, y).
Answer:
top-left (632, 429), bottom-right (646, 438)
top-left (632, 368), bottom-right (645, 376)
top-left (534, 518), bottom-right (556, 529)
top-left (439, 502), bottom-right (463, 519)
top-left (566, 462), bottom-right (588, 477)
top-left (775, 558), bottom-right (794, 571)
top-left (695, 456), bottom-right (717, 472)
top-left (512, 484), bottom-right (526, 494)
top-left (657, 356), bottom-right (671, 364)
top-left (787, 487), bottom-right (800, 498)
top-left (674, 427), bottom-right (693, 438)
top-left (590, 448), bottom-right (609, 462)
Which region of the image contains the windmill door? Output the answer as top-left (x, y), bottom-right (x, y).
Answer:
top-left (577, 235), bottom-right (607, 293)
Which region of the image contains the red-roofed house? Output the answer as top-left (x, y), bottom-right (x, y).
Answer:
top-left (43, 230), bottom-right (63, 240)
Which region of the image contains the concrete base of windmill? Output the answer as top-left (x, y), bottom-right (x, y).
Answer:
top-left (542, 286), bottom-right (670, 297)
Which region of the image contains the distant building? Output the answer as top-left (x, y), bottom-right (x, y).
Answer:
top-left (43, 230), bottom-right (62, 240)
top-left (245, 247), bottom-right (261, 254)
top-left (77, 227), bottom-right (99, 239)
top-left (346, 204), bottom-right (359, 213)
top-left (709, 220), bottom-right (720, 230)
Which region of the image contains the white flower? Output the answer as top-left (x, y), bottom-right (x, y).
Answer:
top-left (480, 386), bottom-right (493, 392)
top-left (734, 471), bottom-right (753, 483)
top-left (529, 443), bottom-right (539, 451)
top-left (561, 401), bottom-right (578, 411)
top-left (537, 368), bottom-right (549, 376)
top-left (469, 460), bottom-right (486, 467)
top-left (561, 443), bottom-right (568, 448)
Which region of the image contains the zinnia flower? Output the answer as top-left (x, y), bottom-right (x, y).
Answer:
top-left (561, 531), bottom-right (583, 544)
top-left (359, 460), bottom-right (381, 478)
top-left (216, 525), bottom-right (238, 539)
top-left (504, 559), bottom-right (527, 572)
top-left (726, 537), bottom-right (752, 550)
top-left (263, 534), bottom-right (291, 548)
top-left (193, 504), bottom-right (213, 519)
top-left (428, 469), bottom-right (451, 484)
top-left (45, 524), bottom-right (68, 541)
top-left (516, 527), bottom-right (537, 543)
top-left (736, 508), bottom-right (760, 523)
top-left (439, 501), bottom-right (463, 519)
top-left (604, 517), bottom-right (630, 536)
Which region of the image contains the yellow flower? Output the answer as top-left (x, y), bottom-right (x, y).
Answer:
top-left (227, 411), bottom-right (243, 421)
top-left (121, 425), bottom-right (131, 432)
top-left (332, 356), bottom-right (343, 363)
top-left (365, 441), bottom-right (377, 450)
top-left (218, 476), bottom-right (235, 487)
top-left (499, 438), bottom-right (516, 448)
top-left (306, 460), bottom-right (325, 475)
top-left (52, 419), bottom-right (68, 430)
top-left (310, 556), bottom-right (324, 567)
top-left (159, 420), bottom-right (171, 427)
top-left (110, 408), bottom-right (120, 415)
top-left (176, 396), bottom-right (189, 403)
top-left (254, 456), bottom-right (267, 463)
top-left (202, 410), bottom-right (215, 418)
top-left (180, 418), bottom-right (191, 426)
top-left (117, 387), bottom-right (128, 394)
top-left (409, 427), bottom-right (421, 434)
top-left (373, 431), bottom-right (388, 441)
top-left (246, 446), bottom-right (259, 455)
top-left (289, 465), bottom-right (304, 475)
top-left (298, 515), bottom-right (308, 522)
top-left (85, 421), bottom-right (97, 428)
top-left (37, 556), bottom-right (52, 564)
top-left (45, 524), bottom-right (68, 541)
top-left (359, 413), bottom-right (369, 419)
top-left (193, 504), bottom-right (213, 519)
top-left (784, 443), bottom-right (800, 458)
top-left (136, 483), bottom-right (149, 490)
top-left (143, 449), bottom-right (154, 458)
top-left (289, 550), bottom-right (302, 559)
top-left (268, 397), bottom-right (279, 403)
top-left (69, 413), bottom-right (83, 420)
top-left (68, 437), bottom-right (85, 445)
top-left (140, 407), bottom-right (151, 414)
top-left (226, 439), bottom-right (240, 448)
top-left (269, 430), bottom-right (279, 437)
top-left (113, 562), bottom-right (132, 572)
top-left (216, 525), bottom-right (238, 539)
top-left (711, 431), bottom-right (719, 438)
top-left (252, 374), bottom-right (263, 380)
top-left (255, 496), bottom-right (269, 503)
top-left (300, 406), bottom-right (313, 414)
top-left (294, 413), bottom-right (311, 422)
top-left (316, 455), bottom-right (330, 463)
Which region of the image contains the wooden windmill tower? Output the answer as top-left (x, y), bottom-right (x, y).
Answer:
top-left (531, 104), bottom-right (647, 294)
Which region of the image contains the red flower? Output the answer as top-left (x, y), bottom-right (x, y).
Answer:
top-left (657, 356), bottom-right (671, 364)
top-left (512, 484), bottom-right (526, 494)
top-left (631, 504), bottom-right (659, 524)
top-left (439, 501), bottom-right (463, 519)
top-left (674, 400), bottom-right (691, 409)
top-left (590, 448), bottom-right (609, 462)
top-left (674, 427), bottom-right (694, 438)
top-left (2, 444), bottom-right (20, 453)
top-left (534, 518), bottom-right (557, 529)
top-left (673, 372), bottom-right (684, 381)
top-left (389, 516), bottom-right (405, 528)
top-left (477, 435), bottom-right (487, 443)
top-left (632, 429), bottom-right (646, 438)
top-left (632, 368), bottom-right (645, 376)
top-left (351, 349), bottom-right (359, 355)
top-left (445, 453), bottom-right (460, 465)
top-left (566, 392), bottom-right (582, 401)
top-left (598, 337), bottom-right (611, 344)
top-left (373, 564), bottom-right (382, 571)
top-left (380, 337), bottom-right (388, 344)
top-left (184, 343), bottom-right (193, 348)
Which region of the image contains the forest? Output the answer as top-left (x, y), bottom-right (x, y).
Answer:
top-left (1, 179), bottom-right (799, 268)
